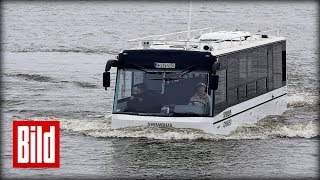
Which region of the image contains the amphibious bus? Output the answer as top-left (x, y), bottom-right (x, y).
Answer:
top-left (103, 28), bottom-right (287, 135)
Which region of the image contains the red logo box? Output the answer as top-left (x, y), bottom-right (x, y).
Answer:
top-left (13, 120), bottom-right (60, 168)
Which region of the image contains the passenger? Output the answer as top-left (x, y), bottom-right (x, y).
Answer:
top-left (189, 83), bottom-right (210, 106)
top-left (130, 84), bottom-right (145, 102)
top-left (127, 84), bottom-right (145, 112)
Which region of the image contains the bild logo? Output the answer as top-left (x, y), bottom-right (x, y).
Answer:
top-left (13, 120), bottom-right (60, 168)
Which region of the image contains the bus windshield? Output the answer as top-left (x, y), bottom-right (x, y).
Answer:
top-left (113, 69), bottom-right (213, 117)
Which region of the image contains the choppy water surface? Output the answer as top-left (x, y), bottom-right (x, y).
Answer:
top-left (2, 1), bottom-right (319, 179)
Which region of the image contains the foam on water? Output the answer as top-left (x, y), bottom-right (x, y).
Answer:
top-left (287, 93), bottom-right (319, 108)
top-left (228, 119), bottom-right (319, 139)
top-left (57, 116), bottom-right (319, 141)
top-left (56, 92), bottom-right (319, 140)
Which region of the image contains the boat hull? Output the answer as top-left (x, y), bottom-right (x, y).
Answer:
top-left (111, 86), bottom-right (287, 135)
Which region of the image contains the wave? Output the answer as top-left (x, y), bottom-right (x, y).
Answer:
top-left (8, 48), bottom-right (120, 55)
top-left (4, 73), bottom-right (98, 89)
top-left (57, 116), bottom-right (319, 141)
top-left (2, 99), bottom-right (25, 106)
top-left (287, 93), bottom-right (319, 108)
top-left (3, 73), bottom-right (53, 82)
top-left (228, 120), bottom-right (319, 139)
top-left (72, 81), bottom-right (98, 89)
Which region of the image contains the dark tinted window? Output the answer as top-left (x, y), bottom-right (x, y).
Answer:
top-left (215, 69), bottom-right (226, 104)
top-left (273, 44), bottom-right (282, 89)
top-left (247, 81), bottom-right (256, 98)
top-left (257, 47), bottom-right (268, 79)
top-left (238, 85), bottom-right (247, 102)
top-left (239, 52), bottom-right (247, 85)
top-left (215, 42), bottom-right (285, 113)
top-left (257, 78), bottom-right (267, 94)
top-left (247, 50), bottom-right (257, 83)
top-left (227, 55), bottom-right (239, 89)
top-left (267, 47), bottom-right (274, 90)
top-left (227, 88), bottom-right (238, 105)
top-left (218, 56), bottom-right (228, 70)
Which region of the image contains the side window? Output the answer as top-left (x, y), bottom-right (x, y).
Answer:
top-left (247, 81), bottom-right (256, 98)
top-left (218, 56), bottom-right (228, 70)
top-left (247, 50), bottom-right (257, 83)
top-left (238, 85), bottom-right (247, 102)
top-left (273, 44), bottom-right (283, 89)
top-left (227, 54), bottom-right (240, 105)
top-left (118, 70), bottom-right (132, 99)
top-left (257, 78), bottom-right (267, 94)
top-left (257, 47), bottom-right (268, 79)
top-left (215, 69), bottom-right (226, 104)
top-left (282, 42), bottom-right (286, 84)
top-left (257, 47), bottom-right (268, 95)
top-left (267, 46), bottom-right (274, 90)
top-left (227, 55), bottom-right (239, 89)
top-left (227, 88), bottom-right (238, 105)
top-left (239, 52), bottom-right (247, 85)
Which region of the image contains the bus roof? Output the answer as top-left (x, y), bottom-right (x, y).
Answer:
top-left (127, 28), bottom-right (286, 56)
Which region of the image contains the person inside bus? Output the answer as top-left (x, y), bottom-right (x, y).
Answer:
top-left (127, 84), bottom-right (145, 112)
top-left (130, 84), bottom-right (145, 102)
top-left (189, 83), bottom-right (211, 106)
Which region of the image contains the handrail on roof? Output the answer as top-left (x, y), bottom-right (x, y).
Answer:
top-left (128, 27), bottom-right (212, 42)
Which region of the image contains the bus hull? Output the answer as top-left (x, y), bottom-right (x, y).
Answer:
top-left (111, 86), bottom-right (287, 135)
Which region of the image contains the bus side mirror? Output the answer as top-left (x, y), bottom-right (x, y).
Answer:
top-left (103, 59), bottom-right (118, 90)
top-left (209, 74), bottom-right (219, 90)
top-left (103, 72), bottom-right (110, 89)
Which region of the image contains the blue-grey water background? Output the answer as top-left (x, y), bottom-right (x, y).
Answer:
top-left (1, 1), bottom-right (319, 179)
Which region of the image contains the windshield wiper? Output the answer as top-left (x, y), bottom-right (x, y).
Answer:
top-left (129, 64), bottom-right (161, 74)
top-left (150, 66), bottom-right (196, 81)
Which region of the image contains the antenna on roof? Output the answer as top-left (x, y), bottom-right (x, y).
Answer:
top-left (187, 0), bottom-right (192, 40)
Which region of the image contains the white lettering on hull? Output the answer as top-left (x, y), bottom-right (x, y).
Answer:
top-left (147, 122), bottom-right (173, 127)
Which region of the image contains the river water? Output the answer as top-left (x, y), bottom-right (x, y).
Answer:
top-left (1, 1), bottom-right (319, 179)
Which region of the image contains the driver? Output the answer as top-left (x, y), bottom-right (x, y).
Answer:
top-left (189, 83), bottom-right (210, 106)
top-left (127, 84), bottom-right (145, 112)
top-left (130, 84), bottom-right (145, 102)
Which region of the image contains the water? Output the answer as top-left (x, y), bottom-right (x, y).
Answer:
top-left (2, 1), bottom-right (319, 179)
